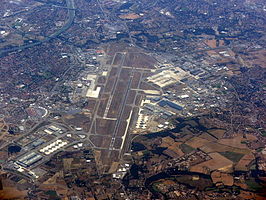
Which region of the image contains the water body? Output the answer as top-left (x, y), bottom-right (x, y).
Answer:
top-left (126, 116), bottom-right (265, 197)
top-left (8, 128), bottom-right (15, 135)
top-left (145, 168), bottom-right (211, 186)
top-left (0, 0), bottom-right (76, 56)
top-left (144, 169), bottom-right (213, 198)
top-left (123, 164), bottom-right (212, 198)
top-left (8, 145), bottom-right (21, 154)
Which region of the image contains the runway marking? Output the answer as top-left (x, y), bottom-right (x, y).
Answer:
top-left (119, 110), bottom-right (133, 158)
top-left (103, 95), bottom-right (113, 118)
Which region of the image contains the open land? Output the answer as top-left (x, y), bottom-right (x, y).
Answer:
top-left (0, 0), bottom-right (265, 199)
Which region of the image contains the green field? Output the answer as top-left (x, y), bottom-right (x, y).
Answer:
top-left (246, 178), bottom-right (264, 192)
top-left (180, 143), bottom-right (195, 154)
top-left (219, 151), bottom-right (244, 163)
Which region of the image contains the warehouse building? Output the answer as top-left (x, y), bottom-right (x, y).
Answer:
top-left (17, 152), bottom-right (43, 167)
top-left (39, 139), bottom-right (68, 155)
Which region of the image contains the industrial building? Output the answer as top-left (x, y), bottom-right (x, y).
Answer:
top-left (85, 74), bottom-right (101, 98)
top-left (144, 103), bottom-right (173, 118)
top-left (17, 152), bottom-right (43, 167)
top-left (147, 69), bottom-right (188, 87)
top-left (39, 139), bottom-right (68, 155)
top-left (135, 114), bottom-right (149, 129)
top-left (43, 125), bottom-right (63, 135)
top-left (158, 100), bottom-right (183, 111)
top-left (30, 139), bottom-right (45, 148)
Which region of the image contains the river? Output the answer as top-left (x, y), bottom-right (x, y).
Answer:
top-left (0, 0), bottom-right (76, 56)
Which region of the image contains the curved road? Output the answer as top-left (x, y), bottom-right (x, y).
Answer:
top-left (0, 0), bottom-right (76, 56)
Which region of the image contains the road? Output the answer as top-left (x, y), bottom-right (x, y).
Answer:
top-left (0, 0), bottom-right (76, 56)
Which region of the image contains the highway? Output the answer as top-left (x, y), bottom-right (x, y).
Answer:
top-left (0, 0), bottom-right (76, 56)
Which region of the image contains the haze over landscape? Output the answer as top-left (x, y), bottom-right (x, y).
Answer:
top-left (0, 0), bottom-right (265, 199)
